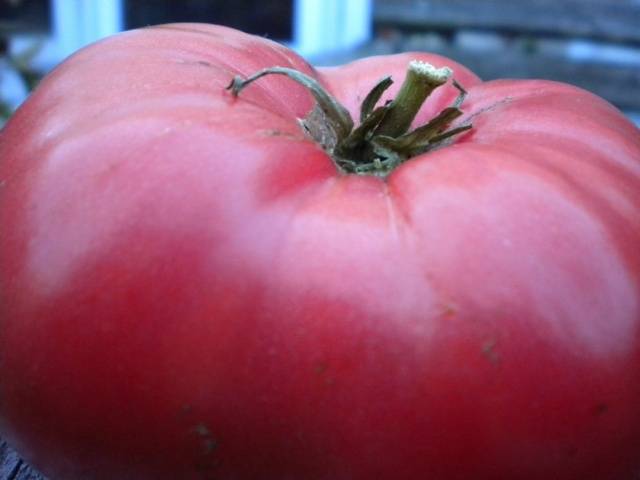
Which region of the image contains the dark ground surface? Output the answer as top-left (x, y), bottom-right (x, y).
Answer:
top-left (1, 439), bottom-right (46, 480)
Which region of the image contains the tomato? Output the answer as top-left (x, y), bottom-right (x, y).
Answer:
top-left (1, 23), bottom-right (639, 480)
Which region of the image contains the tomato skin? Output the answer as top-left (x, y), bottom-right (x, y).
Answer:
top-left (1, 22), bottom-right (640, 480)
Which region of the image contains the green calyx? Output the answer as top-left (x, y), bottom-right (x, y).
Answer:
top-left (226, 60), bottom-right (471, 177)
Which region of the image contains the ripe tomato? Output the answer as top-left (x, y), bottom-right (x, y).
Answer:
top-left (1, 23), bottom-right (639, 480)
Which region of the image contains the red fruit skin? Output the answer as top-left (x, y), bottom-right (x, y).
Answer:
top-left (1, 23), bottom-right (640, 480)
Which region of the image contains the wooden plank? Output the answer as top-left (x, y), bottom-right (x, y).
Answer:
top-left (422, 45), bottom-right (640, 111)
top-left (0, 439), bottom-right (46, 480)
top-left (374, 0), bottom-right (640, 45)
top-left (0, 440), bottom-right (21, 480)
top-left (312, 42), bottom-right (640, 111)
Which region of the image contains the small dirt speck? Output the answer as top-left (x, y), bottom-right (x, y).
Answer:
top-left (440, 302), bottom-right (458, 318)
top-left (314, 361), bottom-right (335, 386)
top-left (314, 361), bottom-right (328, 375)
top-left (592, 403), bottom-right (609, 416)
top-left (191, 423), bottom-right (218, 455)
top-left (482, 338), bottom-right (500, 365)
top-left (259, 129), bottom-right (304, 140)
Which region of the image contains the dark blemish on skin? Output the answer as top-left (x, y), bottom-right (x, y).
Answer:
top-left (201, 438), bottom-right (217, 456)
top-left (482, 338), bottom-right (500, 365)
top-left (592, 403), bottom-right (609, 416)
top-left (314, 362), bottom-right (328, 375)
top-left (259, 129), bottom-right (305, 140)
top-left (192, 423), bottom-right (217, 455)
top-left (314, 361), bottom-right (335, 386)
top-left (190, 423), bottom-right (220, 478)
top-left (176, 59), bottom-right (221, 70)
top-left (440, 303), bottom-right (458, 318)
top-left (193, 424), bottom-right (210, 436)
top-left (181, 412), bottom-right (219, 476)
top-left (462, 96), bottom-right (514, 125)
top-left (179, 404), bottom-right (193, 417)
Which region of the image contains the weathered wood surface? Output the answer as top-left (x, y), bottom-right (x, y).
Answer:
top-left (363, 0), bottom-right (640, 112)
top-left (435, 46), bottom-right (640, 112)
top-left (374, 0), bottom-right (640, 44)
top-left (313, 38), bottom-right (640, 112)
top-left (0, 439), bottom-right (45, 480)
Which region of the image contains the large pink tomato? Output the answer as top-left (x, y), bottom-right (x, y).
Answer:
top-left (1, 23), bottom-right (639, 480)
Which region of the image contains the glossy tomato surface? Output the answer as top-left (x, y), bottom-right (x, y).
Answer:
top-left (1, 23), bottom-right (640, 480)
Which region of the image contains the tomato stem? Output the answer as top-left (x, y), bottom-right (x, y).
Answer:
top-left (226, 67), bottom-right (353, 141)
top-left (227, 61), bottom-right (471, 177)
top-left (373, 61), bottom-right (452, 138)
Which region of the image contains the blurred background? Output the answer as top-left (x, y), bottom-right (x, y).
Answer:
top-left (1, 0), bottom-right (640, 126)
